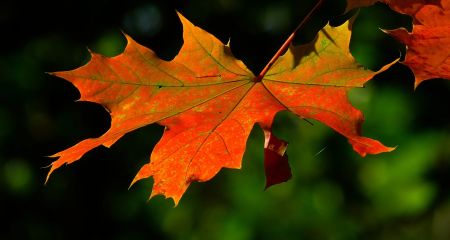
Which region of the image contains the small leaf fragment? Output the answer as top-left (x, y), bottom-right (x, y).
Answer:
top-left (263, 130), bottom-right (292, 189)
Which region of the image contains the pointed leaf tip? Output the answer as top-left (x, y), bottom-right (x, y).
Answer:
top-left (44, 157), bottom-right (64, 185)
top-left (349, 136), bottom-right (395, 157)
top-left (176, 11), bottom-right (189, 24)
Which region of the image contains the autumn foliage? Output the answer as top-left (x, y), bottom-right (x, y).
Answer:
top-left (48, 0), bottom-right (449, 205)
top-left (347, 0), bottom-right (450, 87)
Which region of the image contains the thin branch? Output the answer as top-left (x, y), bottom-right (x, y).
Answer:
top-left (254, 0), bottom-right (323, 82)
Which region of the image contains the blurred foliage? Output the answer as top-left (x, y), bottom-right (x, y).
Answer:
top-left (0, 0), bottom-right (449, 239)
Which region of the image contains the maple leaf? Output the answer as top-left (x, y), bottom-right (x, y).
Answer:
top-left (48, 12), bottom-right (395, 205)
top-left (385, 0), bottom-right (450, 87)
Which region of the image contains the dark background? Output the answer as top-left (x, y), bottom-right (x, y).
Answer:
top-left (1, 0), bottom-right (449, 239)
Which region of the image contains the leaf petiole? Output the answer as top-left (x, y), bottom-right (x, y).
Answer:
top-left (254, 0), bottom-right (323, 82)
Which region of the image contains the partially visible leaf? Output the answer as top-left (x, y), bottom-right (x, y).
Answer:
top-left (346, 0), bottom-right (450, 86)
top-left (385, 0), bottom-right (450, 87)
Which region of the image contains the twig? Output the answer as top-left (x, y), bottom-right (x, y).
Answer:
top-left (254, 0), bottom-right (323, 82)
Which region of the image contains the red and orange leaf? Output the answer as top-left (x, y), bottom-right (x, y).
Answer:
top-left (48, 13), bottom-right (394, 205)
top-left (385, 0), bottom-right (450, 87)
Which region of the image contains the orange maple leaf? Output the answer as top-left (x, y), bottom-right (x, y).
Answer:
top-left (48, 13), bottom-right (395, 205)
top-left (386, 0), bottom-right (450, 87)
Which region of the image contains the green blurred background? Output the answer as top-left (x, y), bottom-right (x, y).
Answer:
top-left (1, 0), bottom-right (449, 239)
